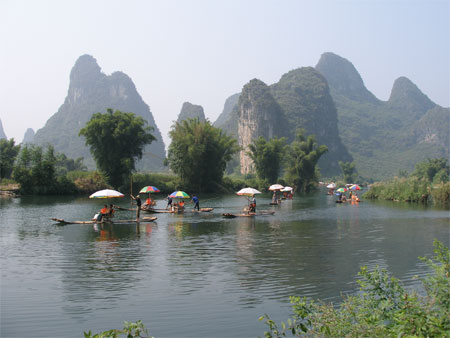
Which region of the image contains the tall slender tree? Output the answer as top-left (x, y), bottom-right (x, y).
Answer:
top-left (167, 118), bottom-right (239, 192)
top-left (247, 136), bottom-right (287, 183)
top-left (284, 131), bottom-right (328, 192)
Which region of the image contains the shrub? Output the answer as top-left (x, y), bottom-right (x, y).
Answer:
top-left (259, 240), bottom-right (450, 337)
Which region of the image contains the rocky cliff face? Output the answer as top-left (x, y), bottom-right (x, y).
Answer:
top-left (213, 93), bottom-right (240, 134)
top-left (177, 102), bottom-right (206, 123)
top-left (237, 79), bottom-right (287, 174)
top-left (411, 106), bottom-right (449, 149)
top-left (22, 128), bottom-right (35, 144)
top-left (0, 119), bottom-right (6, 139)
top-left (33, 55), bottom-right (166, 170)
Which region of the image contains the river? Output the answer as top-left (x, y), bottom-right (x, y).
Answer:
top-left (1, 191), bottom-right (449, 338)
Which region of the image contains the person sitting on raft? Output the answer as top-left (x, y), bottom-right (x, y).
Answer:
top-left (143, 197), bottom-right (155, 209)
top-left (108, 204), bottom-right (115, 217)
top-left (249, 195), bottom-right (256, 213)
top-left (94, 204), bottom-right (109, 222)
top-left (178, 200), bottom-right (185, 212)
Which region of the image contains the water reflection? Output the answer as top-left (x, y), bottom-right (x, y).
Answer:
top-left (1, 192), bottom-right (449, 338)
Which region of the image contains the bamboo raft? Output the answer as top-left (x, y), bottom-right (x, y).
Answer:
top-left (51, 217), bottom-right (157, 224)
top-left (144, 207), bottom-right (214, 214)
top-left (222, 211), bottom-right (275, 218)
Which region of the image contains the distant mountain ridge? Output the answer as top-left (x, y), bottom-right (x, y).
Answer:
top-left (33, 55), bottom-right (166, 170)
top-left (315, 52), bottom-right (448, 179)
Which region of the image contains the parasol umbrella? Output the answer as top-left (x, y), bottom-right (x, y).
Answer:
top-left (169, 191), bottom-right (190, 199)
top-left (89, 189), bottom-right (124, 198)
top-left (326, 183), bottom-right (336, 189)
top-left (139, 186), bottom-right (160, 193)
top-left (349, 184), bottom-right (361, 191)
top-left (236, 187), bottom-right (262, 196)
top-left (269, 184), bottom-right (284, 191)
top-left (281, 186), bottom-right (293, 192)
top-left (336, 187), bottom-right (348, 193)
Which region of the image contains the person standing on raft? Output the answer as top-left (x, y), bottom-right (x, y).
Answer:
top-left (192, 195), bottom-right (200, 211)
top-left (130, 194), bottom-right (142, 220)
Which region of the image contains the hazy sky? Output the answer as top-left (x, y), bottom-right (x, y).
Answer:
top-left (1, 0), bottom-right (449, 148)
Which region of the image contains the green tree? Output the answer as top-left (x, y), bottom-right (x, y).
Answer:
top-left (412, 157), bottom-right (449, 183)
top-left (339, 161), bottom-right (357, 184)
top-left (79, 108), bottom-right (155, 189)
top-left (247, 136), bottom-right (287, 183)
top-left (12, 144), bottom-right (76, 194)
top-left (167, 118), bottom-right (239, 192)
top-left (284, 131), bottom-right (328, 192)
top-left (0, 138), bottom-right (21, 179)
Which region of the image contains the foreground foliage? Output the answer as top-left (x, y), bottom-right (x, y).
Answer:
top-left (79, 108), bottom-right (155, 189)
top-left (259, 240), bottom-right (450, 337)
top-left (84, 320), bottom-right (153, 338)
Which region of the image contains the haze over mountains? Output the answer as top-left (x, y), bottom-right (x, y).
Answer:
top-left (6, 52), bottom-right (446, 180)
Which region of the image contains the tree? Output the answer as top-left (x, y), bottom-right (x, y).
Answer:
top-left (412, 157), bottom-right (449, 183)
top-left (284, 131), bottom-right (328, 192)
top-left (339, 161), bottom-right (357, 183)
top-left (247, 136), bottom-right (287, 183)
top-left (12, 144), bottom-right (76, 194)
top-left (167, 118), bottom-right (239, 192)
top-left (79, 109), bottom-right (155, 189)
top-left (0, 138), bottom-right (21, 179)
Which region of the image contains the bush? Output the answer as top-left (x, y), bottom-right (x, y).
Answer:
top-left (259, 240), bottom-right (450, 337)
top-left (431, 182), bottom-right (450, 206)
top-left (363, 177), bottom-right (429, 203)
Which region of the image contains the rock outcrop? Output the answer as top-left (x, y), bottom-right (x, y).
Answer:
top-left (271, 67), bottom-right (352, 175)
top-left (237, 79), bottom-right (287, 174)
top-left (33, 55), bottom-right (166, 170)
top-left (22, 128), bottom-right (35, 144)
top-left (177, 102), bottom-right (206, 123)
top-left (0, 119), bottom-right (6, 139)
top-left (213, 93), bottom-right (240, 135)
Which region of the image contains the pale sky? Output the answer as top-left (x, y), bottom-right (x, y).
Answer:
top-left (1, 0), bottom-right (449, 148)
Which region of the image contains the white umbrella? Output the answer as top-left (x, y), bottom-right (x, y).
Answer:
top-left (281, 186), bottom-right (293, 192)
top-left (326, 183), bottom-right (336, 189)
top-left (236, 187), bottom-right (262, 196)
top-left (269, 184), bottom-right (284, 191)
top-left (89, 189), bottom-right (125, 198)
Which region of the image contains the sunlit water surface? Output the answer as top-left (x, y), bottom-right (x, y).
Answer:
top-left (1, 191), bottom-right (449, 337)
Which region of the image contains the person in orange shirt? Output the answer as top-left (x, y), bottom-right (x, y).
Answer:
top-left (179, 200), bottom-right (185, 211)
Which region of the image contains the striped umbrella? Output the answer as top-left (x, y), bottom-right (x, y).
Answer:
top-left (349, 184), bottom-right (361, 191)
top-left (139, 186), bottom-right (160, 193)
top-left (89, 189), bottom-right (124, 198)
top-left (169, 191), bottom-right (190, 199)
top-left (336, 187), bottom-right (348, 193)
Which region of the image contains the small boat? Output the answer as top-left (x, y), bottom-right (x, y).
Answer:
top-left (270, 201), bottom-right (281, 205)
top-left (51, 217), bottom-right (157, 224)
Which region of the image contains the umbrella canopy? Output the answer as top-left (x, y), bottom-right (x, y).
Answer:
top-left (169, 191), bottom-right (190, 199)
top-left (269, 184), bottom-right (284, 191)
top-left (349, 184), bottom-right (361, 191)
top-left (139, 186), bottom-right (160, 193)
top-left (281, 186), bottom-right (293, 192)
top-left (236, 187), bottom-right (262, 196)
top-left (89, 189), bottom-right (124, 199)
top-left (336, 187), bottom-right (348, 193)
top-left (326, 183), bottom-right (336, 189)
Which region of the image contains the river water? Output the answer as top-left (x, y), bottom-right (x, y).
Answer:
top-left (1, 191), bottom-right (449, 338)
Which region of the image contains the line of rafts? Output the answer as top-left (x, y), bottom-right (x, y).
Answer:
top-left (52, 186), bottom-right (280, 225)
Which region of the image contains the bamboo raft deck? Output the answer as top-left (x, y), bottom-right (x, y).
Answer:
top-left (51, 217), bottom-right (157, 225)
top-left (143, 207), bottom-right (214, 214)
top-left (222, 211), bottom-right (275, 218)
